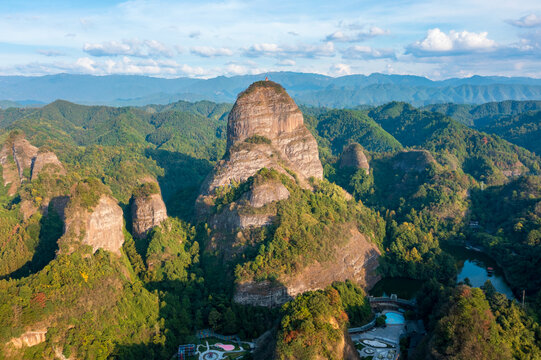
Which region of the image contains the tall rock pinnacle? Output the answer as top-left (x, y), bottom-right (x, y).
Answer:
top-left (199, 80), bottom-right (323, 204)
top-left (227, 81), bottom-right (305, 148)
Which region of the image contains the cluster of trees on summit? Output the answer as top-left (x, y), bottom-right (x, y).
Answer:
top-left (0, 96), bottom-right (540, 359)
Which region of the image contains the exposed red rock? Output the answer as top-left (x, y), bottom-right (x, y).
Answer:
top-left (31, 151), bottom-right (66, 180)
top-left (234, 226), bottom-right (380, 307)
top-left (131, 183), bottom-right (168, 239)
top-left (339, 143), bottom-right (370, 171)
top-left (62, 195), bottom-right (124, 255)
top-left (198, 81), bottom-right (322, 203)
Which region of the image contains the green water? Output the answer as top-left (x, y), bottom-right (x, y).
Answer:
top-left (444, 244), bottom-right (515, 299)
top-left (369, 277), bottom-right (424, 299)
top-left (370, 244), bottom-right (516, 300)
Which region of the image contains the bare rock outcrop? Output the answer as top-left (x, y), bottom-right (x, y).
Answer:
top-left (197, 81), bottom-right (381, 308)
top-left (8, 329), bottom-right (47, 349)
top-left (197, 81), bottom-right (323, 217)
top-left (0, 143), bottom-right (20, 196)
top-left (31, 151), bottom-right (66, 180)
top-left (234, 227), bottom-right (381, 307)
top-left (131, 182), bottom-right (168, 239)
top-left (0, 135), bottom-right (66, 196)
top-left (339, 143), bottom-right (369, 171)
top-left (207, 176), bottom-right (290, 234)
top-left (225, 81), bottom-right (322, 181)
top-left (63, 195), bottom-right (124, 255)
top-left (12, 137), bottom-right (38, 180)
top-left (500, 160), bottom-right (526, 177)
top-left (246, 180), bottom-right (289, 208)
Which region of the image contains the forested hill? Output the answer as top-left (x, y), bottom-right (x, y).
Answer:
top-left (1, 72), bottom-right (541, 107)
top-left (423, 100), bottom-right (541, 155)
top-left (423, 100), bottom-right (541, 127)
top-left (1, 93), bottom-right (541, 359)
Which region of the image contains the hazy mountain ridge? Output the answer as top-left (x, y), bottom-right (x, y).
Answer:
top-left (1, 72), bottom-right (541, 107)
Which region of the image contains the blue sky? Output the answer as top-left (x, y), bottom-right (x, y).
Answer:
top-left (1, 0), bottom-right (541, 79)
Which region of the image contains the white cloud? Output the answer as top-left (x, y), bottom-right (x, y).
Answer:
top-left (223, 63), bottom-right (265, 76)
top-left (83, 39), bottom-right (174, 58)
top-left (190, 46), bottom-right (234, 57)
top-left (408, 28), bottom-right (496, 56)
top-left (325, 26), bottom-right (389, 42)
top-left (144, 40), bottom-right (174, 57)
top-left (72, 56), bottom-right (204, 77)
top-left (276, 59), bottom-right (296, 66)
top-left (189, 31), bottom-right (201, 39)
top-left (244, 42), bottom-right (335, 58)
top-left (342, 46), bottom-right (396, 59)
top-left (75, 57), bottom-right (97, 73)
top-left (330, 63), bottom-right (352, 76)
top-left (243, 43), bottom-right (281, 57)
top-left (508, 14), bottom-right (541, 28)
top-left (37, 49), bottom-right (65, 57)
top-left (513, 29), bottom-right (541, 53)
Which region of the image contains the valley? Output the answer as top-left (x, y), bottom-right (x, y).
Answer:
top-left (0, 80), bottom-right (540, 360)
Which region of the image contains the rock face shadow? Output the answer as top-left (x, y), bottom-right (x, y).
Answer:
top-left (4, 199), bottom-right (65, 280)
top-left (145, 148), bottom-right (213, 221)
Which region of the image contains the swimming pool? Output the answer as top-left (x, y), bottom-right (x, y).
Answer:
top-left (385, 311), bottom-right (405, 325)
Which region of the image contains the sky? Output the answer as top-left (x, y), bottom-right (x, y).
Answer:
top-left (1, 0), bottom-right (541, 79)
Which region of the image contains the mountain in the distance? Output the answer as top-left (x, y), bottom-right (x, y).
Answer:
top-left (1, 72), bottom-right (541, 107)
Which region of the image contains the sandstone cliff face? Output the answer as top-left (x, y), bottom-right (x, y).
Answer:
top-left (12, 138), bottom-right (38, 180)
top-left (234, 227), bottom-right (381, 307)
top-left (8, 329), bottom-right (47, 349)
top-left (198, 81), bottom-right (322, 209)
top-left (0, 136), bottom-right (66, 196)
top-left (131, 192), bottom-right (167, 239)
top-left (246, 180), bottom-right (289, 208)
top-left (63, 195), bottom-right (124, 255)
top-left (31, 151), bottom-right (66, 180)
top-left (339, 143), bottom-right (370, 171)
top-left (226, 82), bottom-right (321, 177)
top-left (0, 143), bottom-right (20, 196)
top-left (197, 81), bottom-right (381, 308)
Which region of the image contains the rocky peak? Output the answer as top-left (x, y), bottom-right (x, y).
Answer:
top-left (0, 143), bottom-right (20, 196)
top-left (61, 180), bottom-right (124, 255)
top-left (31, 150), bottom-right (66, 180)
top-left (131, 181), bottom-right (168, 239)
top-left (339, 143), bottom-right (370, 171)
top-left (0, 135), bottom-right (66, 196)
top-left (226, 81), bottom-right (304, 148)
top-left (198, 81), bottom-right (322, 206)
top-left (12, 137), bottom-right (38, 180)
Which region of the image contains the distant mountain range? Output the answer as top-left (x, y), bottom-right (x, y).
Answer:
top-left (1, 72), bottom-right (541, 108)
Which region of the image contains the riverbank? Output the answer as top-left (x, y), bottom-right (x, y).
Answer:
top-left (443, 242), bottom-right (516, 299)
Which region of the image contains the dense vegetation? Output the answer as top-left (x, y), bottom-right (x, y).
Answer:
top-left (1, 96), bottom-right (541, 359)
top-left (312, 109), bottom-right (402, 154)
top-left (424, 100), bottom-right (541, 127)
top-left (416, 283), bottom-right (541, 360)
top-left (481, 110), bottom-right (541, 155)
top-left (468, 176), bottom-right (541, 298)
top-left (233, 170), bottom-right (385, 283)
top-left (275, 282), bottom-right (371, 360)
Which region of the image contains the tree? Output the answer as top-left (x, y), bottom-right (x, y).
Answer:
top-left (208, 308), bottom-right (222, 332)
